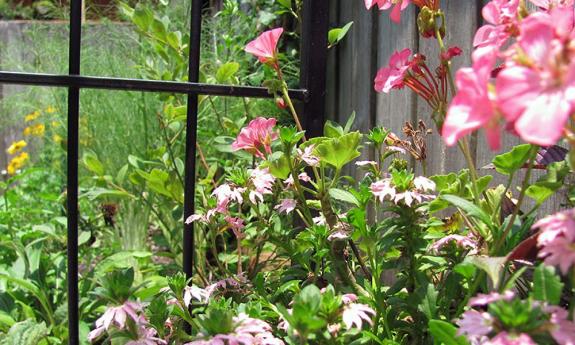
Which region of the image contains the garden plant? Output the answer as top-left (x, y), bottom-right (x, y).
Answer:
top-left (1, 0), bottom-right (575, 344)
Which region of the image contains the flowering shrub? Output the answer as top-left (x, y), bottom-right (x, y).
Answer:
top-left (83, 0), bottom-right (575, 344)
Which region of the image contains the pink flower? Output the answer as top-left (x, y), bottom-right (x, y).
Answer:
top-left (212, 184), bottom-right (245, 214)
top-left (430, 234), bottom-right (478, 254)
top-left (341, 294), bottom-right (358, 305)
top-left (456, 310), bottom-right (493, 338)
top-left (473, 0), bottom-right (520, 50)
top-left (342, 303), bottom-right (376, 330)
top-left (468, 291), bottom-right (514, 307)
top-left (225, 216), bottom-right (246, 238)
top-left (441, 46), bottom-right (463, 62)
top-left (245, 28), bottom-right (283, 65)
top-left (355, 160), bottom-right (377, 167)
top-left (187, 314), bottom-right (284, 345)
top-left (88, 301), bottom-right (144, 343)
top-left (284, 172), bottom-right (312, 188)
top-left (275, 199), bottom-right (297, 214)
top-left (374, 48), bottom-right (412, 93)
top-left (534, 209), bottom-right (575, 274)
top-left (126, 326), bottom-right (167, 345)
top-left (232, 117), bottom-right (278, 159)
top-left (485, 332), bottom-right (536, 345)
top-left (495, 10), bottom-right (575, 146)
top-left (371, 179), bottom-right (396, 202)
top-left (249, 167), bottom-right (275, 204)
top-left (413, 176), bottom-right (435, 192)
top-left (442, 47), bottom-right (501, 150)
top-left (184, 285), bottom-right (209, 306)
top-left (297, 145), bottom-right (320, 167)
top-left (365, 0), bottom-right (411, 23)
top-left (546, 306), bottom-right (575, 345)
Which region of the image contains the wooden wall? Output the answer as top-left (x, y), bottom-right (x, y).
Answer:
top-left (325, 0), bottom-right (568, 216)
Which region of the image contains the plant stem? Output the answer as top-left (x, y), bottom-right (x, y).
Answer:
top-left (492, 147), bottom-right (537, 254)
top-left (281, 83), bottom-right (306, 140)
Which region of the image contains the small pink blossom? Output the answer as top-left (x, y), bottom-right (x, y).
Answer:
top-left (249, 167), bottom-right (275, 204)
top-left (225, 216), bottom-right (246, 238)
top-left (297, 145), bottom-right (320, 167)
top-left (298, 172), bottom-right (311, 182)
top-left (341, 294), bottom-right (358, 305)
top-left (88, 301), bottom-right (144, 343)
top-left (365, 0), bottom-right (411, 23)
top-left (371, 179), bottom-right (396, 202)
top-left (468, 291), bottom-right (514, 307)
top-left (440, 46), bottom-right (463, 62)
top-left (245, 28), bottom-right (283, 65)
top-left (456, 310), bottom-right (493, 338)
top-left (342, 303), bottom-right (376, 330)
top-left (485, 332), bottom-right (536, 345)
top-left (313, 215), bottom-right (326, 226)
top-left (546, 306), bottom-right (575, 345)
top-left (184, 285), bottom-right (209, 306)
top-left (232, 117), bottom-right (278, 159)
top-left (413, 176), bottom-right (435, 192)
top-left (430, 234), bottom-right (478, 254)
top-left (126, 326), bottom-right (167, 345)
top-left (355, 160), bottom-right (377, 167)
top-left (212, 184), bottom-right (245, 213)
top-left (374, 48), bottom-right (412, 93)
top-left (275, 199), bottom-right (297, 214)
top-left (534, 209), bottom-right (575, 274)
top-left (443, 47), bottom-right (500, 150)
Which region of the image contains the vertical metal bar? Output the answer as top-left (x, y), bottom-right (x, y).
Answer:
top-left (183, 0), bottom-right (203, 280)
top-left (67, 0), bottom-right (82, 344)
top-left (299, 0), bottom-right (329, 138)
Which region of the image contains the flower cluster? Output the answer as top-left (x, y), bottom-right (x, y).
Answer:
top-left (232, 117), bottom-right (278, 159)
top-left (443, 2), bottom-right (575, 149)
top-left (370, 174), bottom-right (436, 207)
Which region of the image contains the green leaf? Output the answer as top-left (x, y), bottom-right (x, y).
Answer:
top-left (329, 188), bottom-right (360, 207)
top-left (418, 284), bottom-right (438, 321)
top-left (533, 265), bottom-right (563, 305)
top-left (314, 132), bottom-right (362, 170)
top-left (0, 320), bottom-right (48, 345)
top-left (82, 187), bottom-right (131, 201)
top-left (428, 320), bottom-right (469, 345)
top-left (440, 195), bottom-right (493, 228)
top-left (467, 256), bottom-right (507, 288)
top-left (492, 144), bottom-right (532, 175)
top-left (132, 4), bottom-right (154, 32)
top-left (216, 62), bottom-right (240, 84)
top-left (82, 151), bottom-right (104, 176)
top-left (328, 21), bottom-right (353, 47)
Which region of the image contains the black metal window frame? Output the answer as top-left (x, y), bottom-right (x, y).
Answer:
top-left (0, 0), bottom-right (328, 343)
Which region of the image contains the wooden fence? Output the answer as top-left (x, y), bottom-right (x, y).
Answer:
top-left (325, 0), bottom-right (567, 216)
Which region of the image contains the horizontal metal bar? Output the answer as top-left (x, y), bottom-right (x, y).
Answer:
top-left (0, 71), bottom-right (308, 100)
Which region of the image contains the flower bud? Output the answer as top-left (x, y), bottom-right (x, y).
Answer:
top-left (275, 97), bottom-right (287, 109)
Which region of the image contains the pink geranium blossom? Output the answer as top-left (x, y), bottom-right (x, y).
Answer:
top-left (495, 10), bottom-right (575, 146)
top-left (126, 327), bottom-right (167, 345)
top-left (232, 117), bottom-right (278, 159)
top-left (473, 0), bottom-right (520, 50)
top-left (245, 28), bottom-right (283, 65)
top-left (275, 199), bottom-right (297, 214)
top-left (365, 0), bottom-right (411, 23)
top-left (225, 216), bottom-right (246, 238)
top-left (342, 303), bottom-right (376, 330)
top-left (297, 145), bottom-right (320, 166)
top-left (183, 285), bottom-right (209, 306)
top-left (442, 47), bottom-right (501, 150)
top-left (374, 48), bottom-right (412, 93)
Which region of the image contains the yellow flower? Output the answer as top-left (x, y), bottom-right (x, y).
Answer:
top-left (23, 124), bottom-right (45, 137)
top-left (51, 121), bottom-right (61, 128)
top-left (7, 152), bottom-right (29, 175)
top-left (53, 134), bottom-right (63, 143)
top-left (46, 106), bottom-right (56, 113)
top-left (24, 110), bottom-right (41, 122)
top-left (6, 140), bottom-right (27, 155)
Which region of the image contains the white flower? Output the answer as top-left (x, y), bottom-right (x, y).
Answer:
top-left (275, 199), bottom-right (297, 214)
